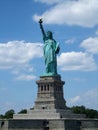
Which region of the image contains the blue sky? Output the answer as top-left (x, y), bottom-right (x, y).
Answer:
top-left (0, 0), bottom-right (98, 114)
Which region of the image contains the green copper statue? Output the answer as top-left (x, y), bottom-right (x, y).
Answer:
top-left (39, 19), bottom-right (60, 76)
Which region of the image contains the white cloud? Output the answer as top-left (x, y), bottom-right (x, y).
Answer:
top-left (67, 88), bottom-right (98, 110)
top-left (69, 96), bottom-right (80, 104)
top-left (15, 74), bottom-right (36, 81)
top-left (58, 51), bottom-right (97, 71)
top-left (72, 78), bottom-right (85, 82)
top-left (0, 41), bottom-right (43, 69)
top-left (65, 38), bottom-right (75, 44)
top-left (33, 0), bottom-right (98, 27)
top-left (80, 37), bottom-right (98, 54)
top-left (0, 41), bottom-right (43, 80)
top-left (0, 41), bottom-right (43, 68)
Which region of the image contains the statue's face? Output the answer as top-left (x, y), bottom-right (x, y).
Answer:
top-left (47, 31), bottom-right (53, 39)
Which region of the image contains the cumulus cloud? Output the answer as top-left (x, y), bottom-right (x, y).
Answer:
top-left (0, 41), bottom-right (43, 69)
top-left (57, 51), bottom-right (97, 71)
top-left (0, 41), bottom-right (43, 80)
top-left (72, 78), bottom-right (86, 82)
top-left (33, 0), bottom-right (98, 27)
top-left (58, 35), bottom-right (98, 71)
top-left (67, 88), bottom-right (98, 110)
top-left (15, 74), bottom-right (36, 81)
top-left (65, 38), bottom-right (75, 44)
top-left (80, 37), bottom-right (98, 54)
top-left (69, 96), bottom-right (80, 104)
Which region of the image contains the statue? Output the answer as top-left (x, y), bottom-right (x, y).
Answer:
top-left (39, 19), bottom-right (60, 76)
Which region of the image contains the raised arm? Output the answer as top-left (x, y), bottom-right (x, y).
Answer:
top-left (39, 19), bottom-right (46, 38)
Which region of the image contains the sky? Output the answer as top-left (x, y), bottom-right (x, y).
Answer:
top-left (0, 0), bottom-right (98, 114)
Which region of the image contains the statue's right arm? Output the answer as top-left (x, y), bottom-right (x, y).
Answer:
top-left (39, 19), bottom-right (46, 38)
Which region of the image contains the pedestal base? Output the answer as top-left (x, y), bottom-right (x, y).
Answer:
top-left (13, 76), bottom-right (85, 119)
top-left (13, 108), bottom-right (85, 119)
top-left (2, 118), bottom-right (98, 130)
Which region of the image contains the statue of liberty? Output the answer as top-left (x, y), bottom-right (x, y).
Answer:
top-left (39, 19), bottom-right (60, 76)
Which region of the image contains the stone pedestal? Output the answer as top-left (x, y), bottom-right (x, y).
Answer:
top-left (12, 76), bottom-right (98, 130)
top-left (34, 76), bottom-right (66, 110)
top-left (13, 76), bottom-right (85, 119)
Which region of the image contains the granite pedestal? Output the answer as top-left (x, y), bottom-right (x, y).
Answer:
top-left (13, 76), bottom-right (85, 119)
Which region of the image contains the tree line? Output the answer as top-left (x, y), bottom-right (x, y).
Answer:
top-left (0, 109), bottom-right (27, 119)
top-left (0, 106), bottom-right (98, 119)
top-left (71, 106), bottom-right (98, 118)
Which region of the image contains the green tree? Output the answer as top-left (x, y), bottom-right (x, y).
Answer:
top-left (71, 105), bottom-right (86, 114)
top-left (85, 109), bottom-right (98, 118)
top-left (4, 109), bottom-right (15, 119)
top-left (18, 109), bottom-right (27, 114)
top-left (71, 105), bottom-right (98, 118)
top-left (0, 114), bottom-right (4, 119)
